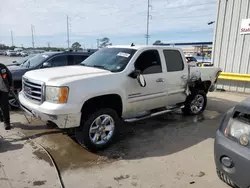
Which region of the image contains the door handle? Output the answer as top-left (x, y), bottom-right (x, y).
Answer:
top-left (156, 78), bottom-right (164, 82)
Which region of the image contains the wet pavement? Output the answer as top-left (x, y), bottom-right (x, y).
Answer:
top-left (0, 91), bottom-right (248, 188)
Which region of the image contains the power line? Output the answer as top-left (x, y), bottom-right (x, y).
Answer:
top-left (31, 25), bottom-right (35, 49)
top-left (162, 1), bottom-right (216, 10)
top-left (79, 13), bottom-right (216, 35)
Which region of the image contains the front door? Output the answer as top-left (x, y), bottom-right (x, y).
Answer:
top-left (125, 50), bottom-right (167, 115)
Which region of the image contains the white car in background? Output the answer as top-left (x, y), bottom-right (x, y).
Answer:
top-left (6, 50), bottom-right (17, 56)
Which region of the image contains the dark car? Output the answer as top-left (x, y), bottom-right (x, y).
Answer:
top-left (8, 51), bottom-right (94, 109)
top-left (214, 97), bottom-right (250, 188)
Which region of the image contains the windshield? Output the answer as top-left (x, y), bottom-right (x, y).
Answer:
top-left (21, 53), bottom-right (50, 68)
top-left (80, 48), bottom-right (137, 72)
top-left (17, 54), bottom-right (36, 65)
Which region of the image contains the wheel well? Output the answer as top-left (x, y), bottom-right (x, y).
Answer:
top-left (81, 94), bottom-right (123, 118)
top-left (190, 80), bottom-right (212, 93)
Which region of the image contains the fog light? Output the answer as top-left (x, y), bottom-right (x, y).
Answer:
top-left (240, 135), bottom-right (249, 146)
top-left (221, 156), bottom-right (234, 168)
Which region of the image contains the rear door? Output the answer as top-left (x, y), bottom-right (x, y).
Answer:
top-left (162, 49), bottom-right (187, 105)
top-left (49, 55), bottom-right (68, 67)
top-left (73, 55), bottom-right (89, 65)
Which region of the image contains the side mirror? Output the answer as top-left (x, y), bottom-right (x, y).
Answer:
top-left (42, 62), bottom-right (51, 68)
top-left (12, 60), bottom-right (16, 63)
top-left (128, 69), bottom-right (146, 87)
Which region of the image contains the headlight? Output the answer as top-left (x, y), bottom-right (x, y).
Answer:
top-left (45, 86), bottom-right (69, 103)
top-left (225, 114), bottom-right (250, 146)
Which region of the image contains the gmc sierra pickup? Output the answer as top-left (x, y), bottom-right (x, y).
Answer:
top-left (18, 45), bottom-right (221, 151)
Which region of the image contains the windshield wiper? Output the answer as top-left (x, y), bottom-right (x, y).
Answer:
top-left (92, 65), bottom-right (107, 70)
top-left (81, 63), bottom-right (108, 71)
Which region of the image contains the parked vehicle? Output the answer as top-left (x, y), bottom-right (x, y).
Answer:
top-left (6, 50), bottom-right (17, 56)
top-left (0, 50), bottom-right (5, 55)
top-left (9, 51), bottom-right (93, 109)
top-left (214, 98), bottom-right (250, 188)
top-left (19, 45), bottom-right (221, 151)
top-left (20, 51), bottom-right (29, 57)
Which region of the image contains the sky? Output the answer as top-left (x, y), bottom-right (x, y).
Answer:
top-left (0, 0), bottom-right (217, 48)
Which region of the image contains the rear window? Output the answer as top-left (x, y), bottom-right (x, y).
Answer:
top-left (163, 50), bottom-right (184, 72)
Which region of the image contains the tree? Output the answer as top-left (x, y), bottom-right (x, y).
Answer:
top-left (71, 42), bottom-right (81, 50)
top-left (153, 40), bottom-right (162, 45)
top-left (99, 37), bottom-right (112, 48)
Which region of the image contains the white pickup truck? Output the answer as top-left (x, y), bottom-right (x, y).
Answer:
top-left (19, 45), bottom-right (221, 151)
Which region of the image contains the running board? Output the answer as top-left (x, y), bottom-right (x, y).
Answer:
top-left (124, 105), bottom-right (184, 123)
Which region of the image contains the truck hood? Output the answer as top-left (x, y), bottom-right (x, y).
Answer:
top-left (24, 65), bottom-right (111, 83)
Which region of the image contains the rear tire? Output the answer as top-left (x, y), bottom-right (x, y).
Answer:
top-left (182, 90), bottom-right (207, 115)
top-left (216, 169), bottom-right (237, 188)
top-left (75, 108), bottom-right (121, 152)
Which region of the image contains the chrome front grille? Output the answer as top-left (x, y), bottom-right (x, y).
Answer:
top-left (22, 77), bottom-right (44, 103)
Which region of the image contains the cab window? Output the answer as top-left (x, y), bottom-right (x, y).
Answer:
top-left (163, 50), bottom-right (184, 72)
top-left (134, 50), bottom-right (162, 74)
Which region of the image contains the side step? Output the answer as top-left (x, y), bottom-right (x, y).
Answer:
top-left (124, 105), bottom-right (184, 123)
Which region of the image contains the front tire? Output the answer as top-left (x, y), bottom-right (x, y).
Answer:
top-left (182, 90), bottom-right (207, 115)
top-left (75, 108), bottom-right (121, 152)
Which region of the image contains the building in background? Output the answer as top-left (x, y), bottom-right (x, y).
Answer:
top-left (213, 0), bottom-right (250, 93)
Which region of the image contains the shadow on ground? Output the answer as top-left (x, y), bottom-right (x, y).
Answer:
top-left (4, 96), bottom-right (242, 171)
top-left (99, 97), bottom-right (239, 160)
top-left (0, 137), bottom-right (24, 153)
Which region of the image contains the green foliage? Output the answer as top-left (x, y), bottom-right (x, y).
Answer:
top-left (71, 42), bottom-right (82, 50)
top-left (99, 37), bottom-right (112, 48)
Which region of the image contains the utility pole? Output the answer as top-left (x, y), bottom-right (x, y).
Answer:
top-left (10, 30), bottom-right (14, 46)
top-left (31, 25), bottom-right (35, 49)
top-left (96, 39), bottom-right (100, 48)
top-left (146, 0), bottom-right (152, 45)
top-left (66, 15), bottom-right (70, 49)
top-left (47, 42), bottom-right (50, 48)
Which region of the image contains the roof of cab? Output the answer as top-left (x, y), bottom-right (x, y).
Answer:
top-left (107, 45), bottom-right (182, 51)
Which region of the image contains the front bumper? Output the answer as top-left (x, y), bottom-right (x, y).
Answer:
top-left (214, 130), bottom-right (250, 188)
top-left (19, 91), bottom-right (81, 129)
